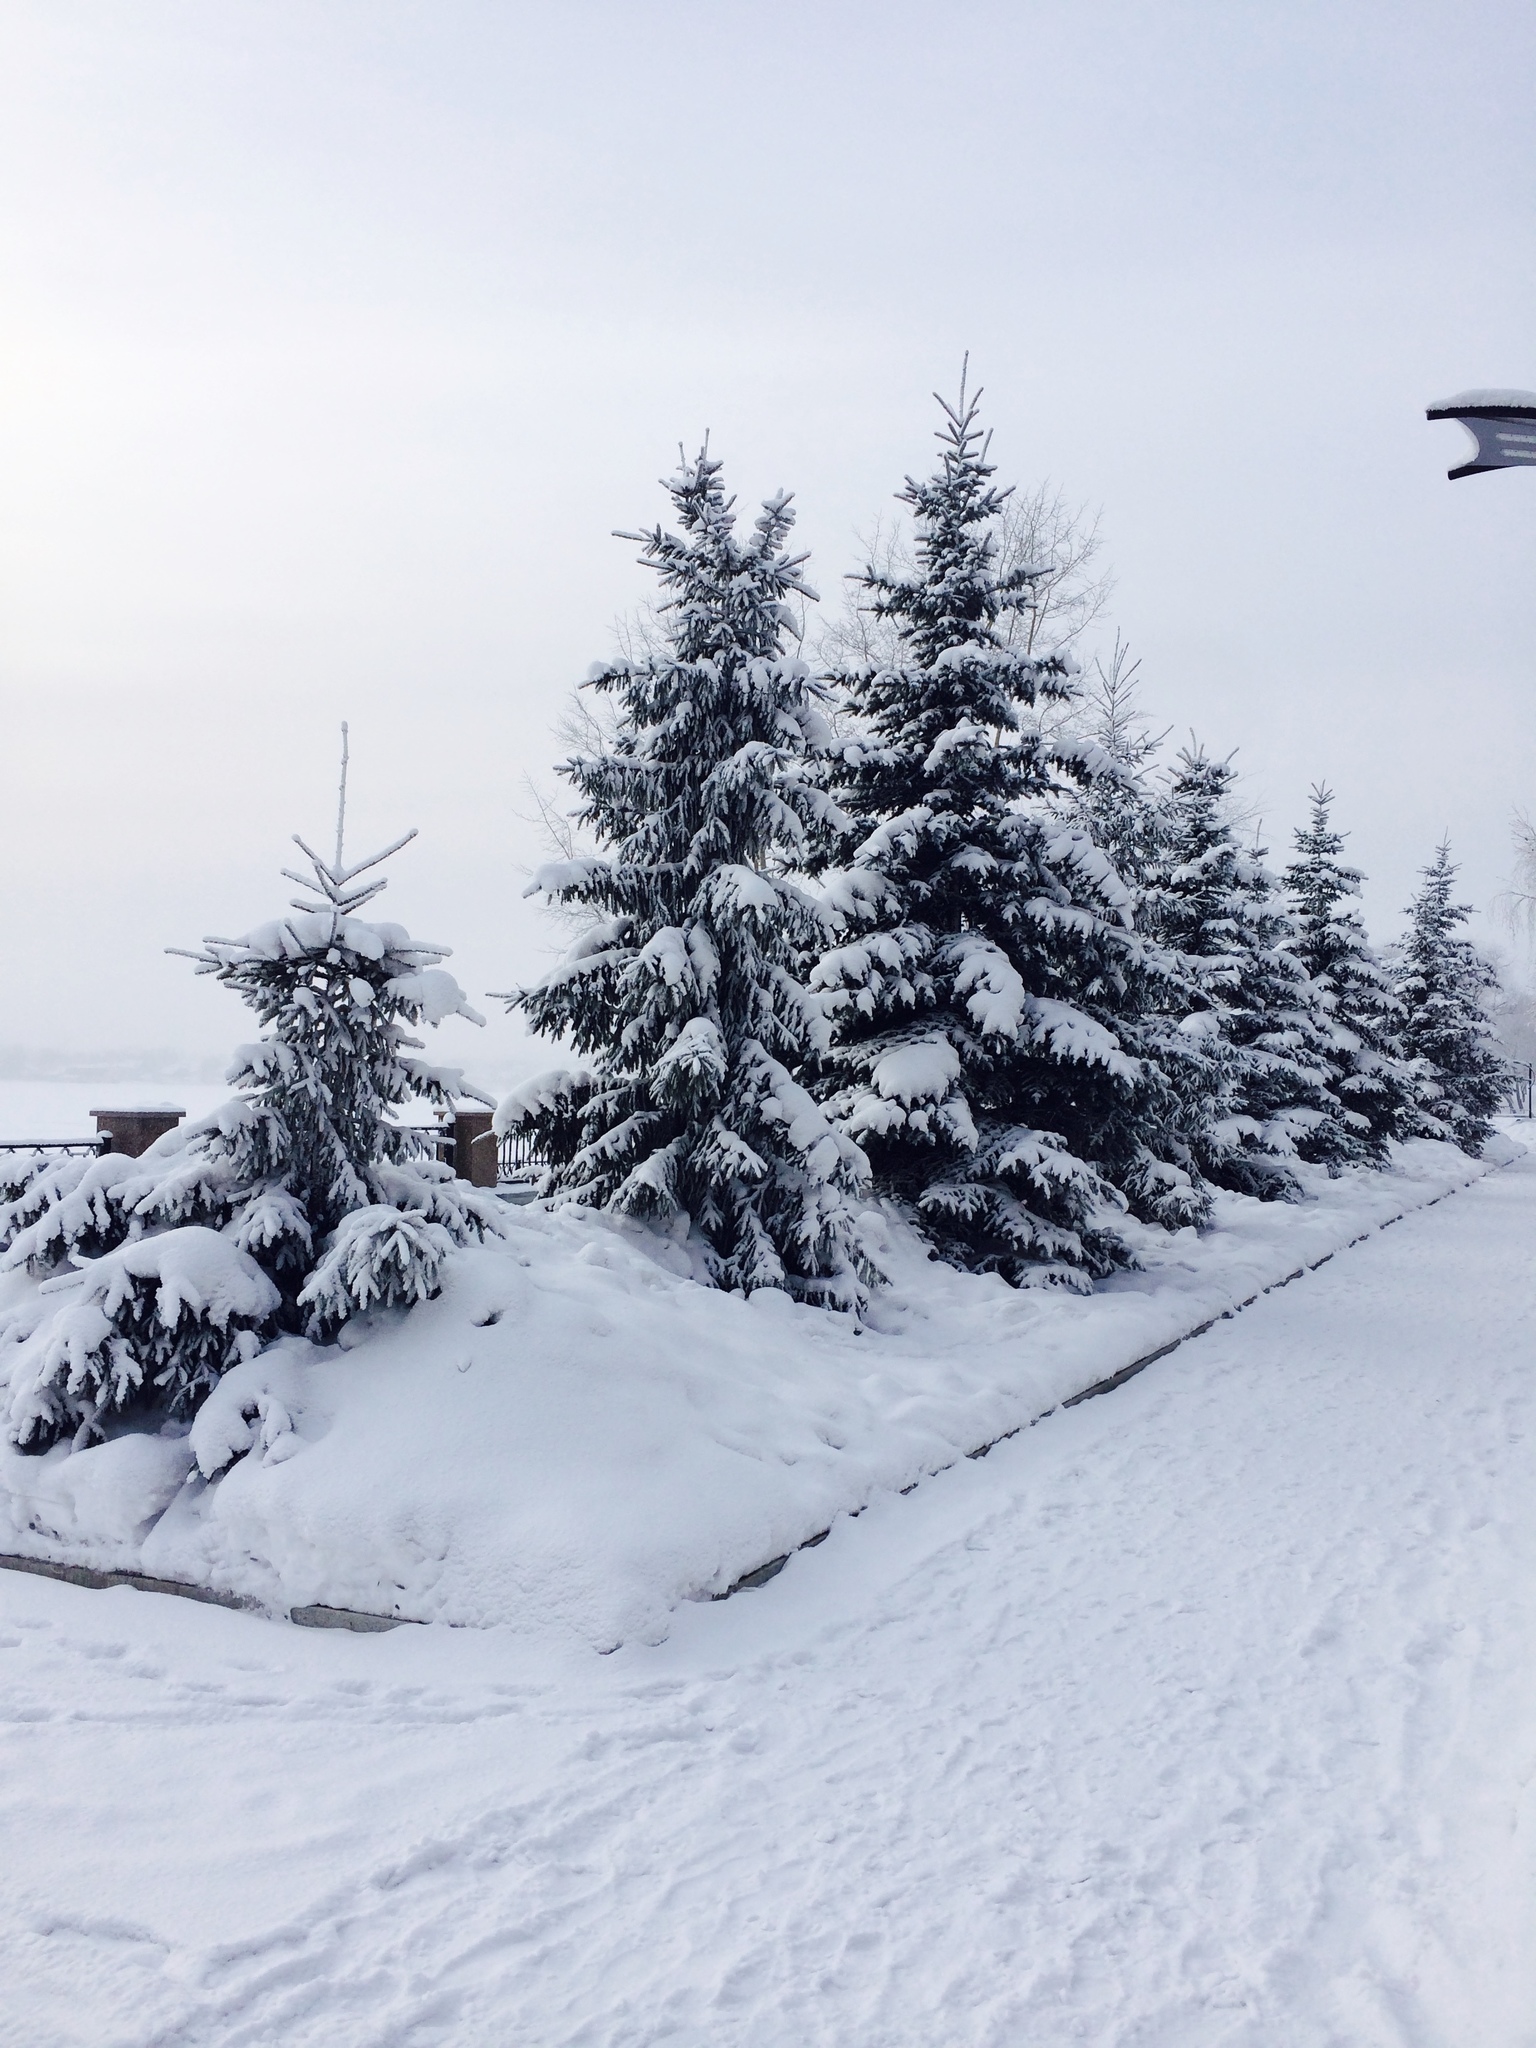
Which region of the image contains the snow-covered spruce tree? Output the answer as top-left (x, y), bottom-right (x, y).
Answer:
top-left (0, 824), bottom-right (498, 1450)
top-left (499, 448), bottom-right (870, 1308)
top-left (1282, 785), bottom-right (1419, 1157)
top-left (1396, 841), bottom-right (1506, 1153)
top-left (1056, 638), bottom-right (1167, 888)
top-left (809, 379), bottom-right (1209, 1286)
top-left (1045, 643), bottom-right (1227, 1231)
top-left (0, 1150), bottom-right (53, 1207)
top-left (1145, 748), bottom-right (1363, 1198)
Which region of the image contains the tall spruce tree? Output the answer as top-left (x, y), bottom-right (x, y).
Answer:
top-left (1282, 785), bottom-right (1418, 1157)
top-left (810, 377), bottom-right (1200, 1288)
top-left (501, 448), bottom-right (870, 1308)
top-left (1396, 841), bottom-right (1506, 1153)
top-left (1146, 748), bottom-right (1360, 1197)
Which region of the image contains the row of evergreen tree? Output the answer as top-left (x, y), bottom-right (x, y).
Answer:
top-left (0, 372), bottom-right (1508, 1453)
top-left (501, 377), bottom-right (1507, 1308)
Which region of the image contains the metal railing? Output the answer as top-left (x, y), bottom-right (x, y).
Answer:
top-left (0, 1138), bottom-right (109, 1203)
top-left (1, 1127), bottom-right (551, 1191)
top-left (392, 1122), bottom-right (547, 1188)
top-left (0, 1139), bottom-right (110, 1176)
top-left (498, 1127), bottom-right (545, 1183)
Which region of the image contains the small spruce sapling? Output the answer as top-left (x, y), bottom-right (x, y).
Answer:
top-left (184, 819), bottom-right (496, 1338)
top-left (0, 757), bottom-right (496, 1449)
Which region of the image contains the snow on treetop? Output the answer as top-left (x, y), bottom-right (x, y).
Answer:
top-left (204, 912), bottom-right (446, 967)
top-left (178, 821), bottom-right (460, 990)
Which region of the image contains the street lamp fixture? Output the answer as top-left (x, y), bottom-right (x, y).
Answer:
top-left (1426, 390), bottom-right (1536, 480)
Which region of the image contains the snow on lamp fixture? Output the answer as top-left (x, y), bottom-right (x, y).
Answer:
top-left (1425, 391), bottom-right (1536, 480)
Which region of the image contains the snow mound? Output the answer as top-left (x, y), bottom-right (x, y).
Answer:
top-left (0, 1136), bottom-right (1519, 1645)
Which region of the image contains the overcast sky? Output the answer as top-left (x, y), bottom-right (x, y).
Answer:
top-left (1, 0), bottom-right (1532, 1087)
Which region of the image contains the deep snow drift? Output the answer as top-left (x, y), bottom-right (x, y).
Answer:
top-left (2, 1136), bottom-right (1533, 2047)
top-left (0, 1134), bottom-right (1514, 1646)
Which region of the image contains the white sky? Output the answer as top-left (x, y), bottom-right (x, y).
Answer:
top-left (1, 0), bottom-right (1533, 1087)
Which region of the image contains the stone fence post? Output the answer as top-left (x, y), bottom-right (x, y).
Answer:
top-left (93, 1108), bottom-right (185, 1158)
top-left (452, 1108), bottom-right (499, 1188)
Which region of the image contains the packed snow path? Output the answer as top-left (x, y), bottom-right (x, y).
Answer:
top-left (3, 1158), bottom-right (1535, 2048)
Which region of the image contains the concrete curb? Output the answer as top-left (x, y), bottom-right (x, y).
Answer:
top-left (0, 1550), bottom-right (414, 1631)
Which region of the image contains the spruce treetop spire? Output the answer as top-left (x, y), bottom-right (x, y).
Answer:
top-left (272, 726), bottom-right (420, 923)
top-left (280, 825), bottom-right (419, 922)
top-left (335, 718), bottom-right (350, 869)
top-left (616, 443), bottom-right (817, 671)
top-left (858, 360), bottom-right (1052, 675)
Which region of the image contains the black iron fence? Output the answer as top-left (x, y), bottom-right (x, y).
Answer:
top-left (2, 1123), bottom-right (549, 1196)
top-left (498, 1126), bottom-right (544, 1182)
top-left (392, 1121), bottom-right (546, 1190)
top-left (0, 1138), bottom-right (109, 1159)
top-left (0, 1137), bottom-right (108, 1202)
top-left (1503, 1062), bottom-right (1535, 1119)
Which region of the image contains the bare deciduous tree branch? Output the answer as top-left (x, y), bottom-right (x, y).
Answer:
top-left (814, 481), bottom-right (1114, 675)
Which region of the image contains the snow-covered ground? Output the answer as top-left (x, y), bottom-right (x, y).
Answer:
top-left (0, 1138), bottom-right (1508, 1643)
top-left (3, 1133), bottom-right (1534, 2045)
